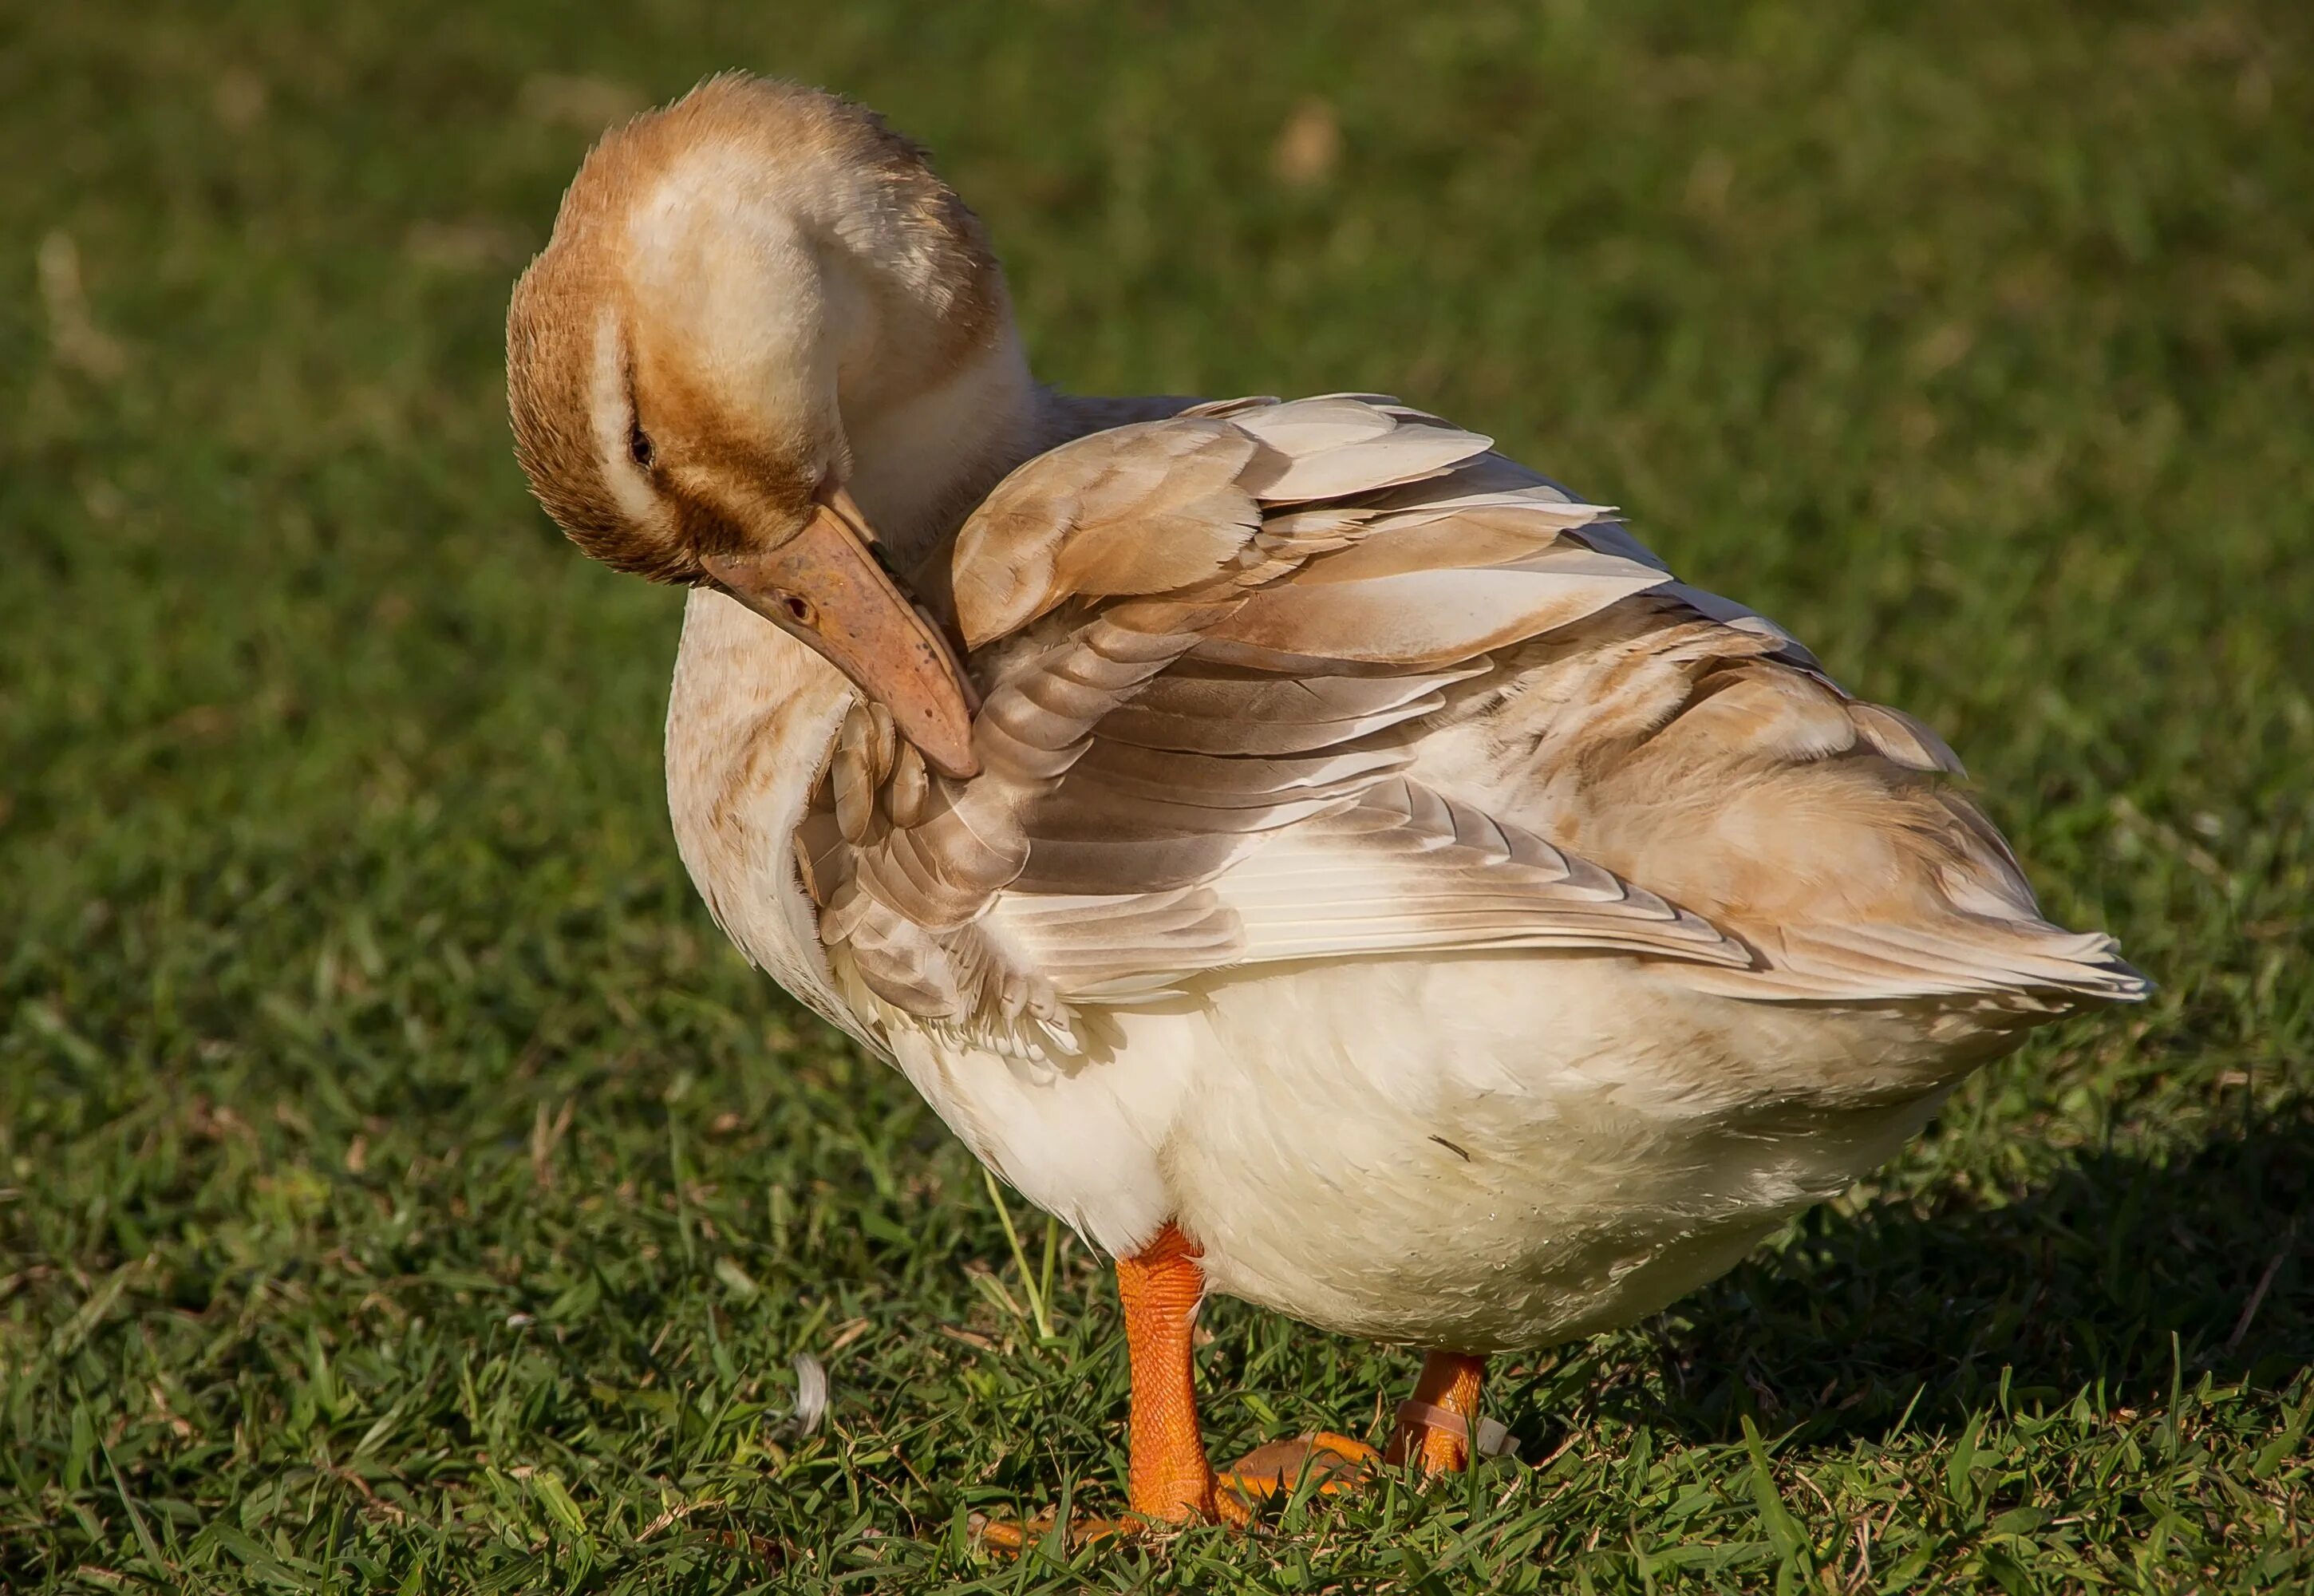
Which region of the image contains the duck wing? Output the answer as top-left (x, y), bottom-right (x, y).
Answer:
top-left (800, 396), bottom-right (2138, 1058)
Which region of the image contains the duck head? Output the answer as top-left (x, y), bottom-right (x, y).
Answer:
top-left (507, 73), bottom-right (1034, 778)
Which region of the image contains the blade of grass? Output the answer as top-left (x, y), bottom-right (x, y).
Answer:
top-left (981, 1164), bottom-right (1052, 1339)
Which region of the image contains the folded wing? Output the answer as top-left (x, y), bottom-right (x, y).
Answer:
top-left (796, 395), bottom-right (2140, 1059)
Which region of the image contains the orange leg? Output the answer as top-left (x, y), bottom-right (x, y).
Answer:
top-left (978, 1223), bottom-right (1222, 1552)
top-left (1115, 1222), bottom-right (1220, 1523)
top-left (978, 1222), bottom-right (1410, 1554)
top-left (1384, 1349), bottom-right (1488, 1475)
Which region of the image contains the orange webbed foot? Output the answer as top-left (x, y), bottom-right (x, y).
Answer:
top-left (979, 1233), bottom-right (1514, 1558)
top-left (1214, 1430), bottom-right (1380, 1515)
top-left (972, 1511), bottom-right (1147, 1555)
top-left (976, 1430), bottom-right (1384, 1555)
top-left (972, 1468), bottom-right (1227, 1556)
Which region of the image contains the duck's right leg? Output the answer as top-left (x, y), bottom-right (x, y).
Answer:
top-left (979, 1221), bottom-right (1242, 1552)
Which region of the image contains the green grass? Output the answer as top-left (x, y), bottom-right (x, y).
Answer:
top-left (4, 1), bottom-right (2311, 1590)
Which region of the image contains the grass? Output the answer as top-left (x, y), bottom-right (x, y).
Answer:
top-left (3, 0), bottom-right (2310, 1589)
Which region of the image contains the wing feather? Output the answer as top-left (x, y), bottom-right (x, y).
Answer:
top-left (1202, 548), bottom-right (1670, 667)
top-left (793, 394), bottom-right (2138, 1057)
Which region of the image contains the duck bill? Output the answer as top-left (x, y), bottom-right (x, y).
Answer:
top-left (702, 488), bottom-right (981, 780)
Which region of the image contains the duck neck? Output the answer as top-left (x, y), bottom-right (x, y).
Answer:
top-left (843, 342), bottom-right (1203, 573)
top-left (840, 333), bottom-right (1046, 568)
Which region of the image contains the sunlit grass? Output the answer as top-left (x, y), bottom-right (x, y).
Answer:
top-left (3, 2), bottom-right (2310, 1590)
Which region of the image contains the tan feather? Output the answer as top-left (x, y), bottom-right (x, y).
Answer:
top-left (949, 419), bottom-right (1264, 646)
top-left (1202, 549), bottom-right (1669, 667)
top-left (1100, 662), bottom-right (1487, 756)
top-left (1848, 701), bottom-right (1967, 776)
top-left (1238, 421), bottom-right (1495, 502)
top-left (772, 394), bottom-right (2138, 1049)
top-left (833, 701), bottom-right (882, 843)
top-left (887, 741), bottom-right (930, 827)
top-left (1290, 504), bottom-right (1601, 585)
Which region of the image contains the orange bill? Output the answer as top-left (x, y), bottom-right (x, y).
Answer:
top-left (703, 487), bottom-right (981, 780)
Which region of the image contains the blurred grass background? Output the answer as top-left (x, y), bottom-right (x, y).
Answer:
top-left (3, 2), bottom-right (2311, 1590)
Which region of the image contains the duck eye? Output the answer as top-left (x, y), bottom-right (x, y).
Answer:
top-left (627, 422), bottom-right (655, 470)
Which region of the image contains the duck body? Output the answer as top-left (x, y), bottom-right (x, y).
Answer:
top-left (662, 393), bottom-right (2136, 1355)
top-left (509, 75), bottom-right (2142, 1526)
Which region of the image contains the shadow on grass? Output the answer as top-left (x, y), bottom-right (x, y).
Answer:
top-left (1514, 1099), bottom-right (2312, 1448)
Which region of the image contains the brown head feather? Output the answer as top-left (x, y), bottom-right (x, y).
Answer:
top-left (506, 73), bottom-right (1007, 582)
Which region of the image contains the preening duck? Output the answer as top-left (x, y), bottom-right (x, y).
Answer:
top-left (507, 73), bottom-right (2143, 1537)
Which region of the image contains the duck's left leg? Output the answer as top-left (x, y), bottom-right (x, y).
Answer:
top-left (1213, 1349), bottom-right (1488, 1509)
top-left (1383, 1349), bottom-right (1490, 1474)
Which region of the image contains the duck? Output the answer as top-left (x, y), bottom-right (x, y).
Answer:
top-left (505, 73), bottom-right (2145, 1539)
